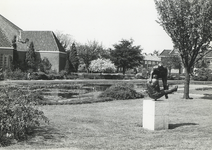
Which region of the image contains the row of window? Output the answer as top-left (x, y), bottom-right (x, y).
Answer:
top-left (0, 54), bottom-right (9, 69)
top-left (144, 61), bottom-right (160, 65)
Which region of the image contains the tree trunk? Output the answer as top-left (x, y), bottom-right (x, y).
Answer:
top-left (183, 67), bottom-right (191, 99)
top-left (123, 67), bottom-right (126, 75)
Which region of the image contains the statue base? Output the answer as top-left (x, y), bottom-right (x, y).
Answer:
top-left (143, 99), bottom-right (169, 130)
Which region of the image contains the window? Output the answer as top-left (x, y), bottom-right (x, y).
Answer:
top-left (0, 54), bottom-right (3, 68)
top-left (4, 56), bottom-right (7, 68)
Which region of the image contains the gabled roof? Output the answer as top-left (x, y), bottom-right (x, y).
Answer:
top-left (17, 31), bottom-right (65, 52)
top-left (0, 14), bottom-right (22, 47)
top-left (143, 55), bottom-right (161, 61)
top-left (159, 49), bottom-right (172, 56)
top-left (0, 28), bottom-right (11, 47)
top-left (0, 14), bottom-right (65, 52)
top-left (169, 49), bottom-right (179, 55)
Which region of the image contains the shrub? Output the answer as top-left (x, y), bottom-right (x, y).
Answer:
top-left (0, 86), bottom-right (49, 146)
top-left (98, 83), bottom-right (144, 100)
top-left (3, 69), bottom-right (27, 80)
top-left (135, 73), bottom-right (146, 79)
top-left (39, 57), bottom-right (52, 73)
top-left (30, 72), bottom-right (48, 80)
top-left (193, 68), bottom-right (212, 81)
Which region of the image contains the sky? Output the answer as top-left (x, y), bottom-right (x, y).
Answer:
top-left (0, 0), bottom-right (173, 53)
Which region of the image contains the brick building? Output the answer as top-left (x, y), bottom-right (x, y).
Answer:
top-left (0, 14), bottom-right (66, 72)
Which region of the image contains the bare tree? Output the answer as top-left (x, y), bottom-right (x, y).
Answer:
top-left (55, 30), bottom-right (74, 51)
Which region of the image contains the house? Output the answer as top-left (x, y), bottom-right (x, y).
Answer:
top-left (142, 54), bottom-right (161, 69)
top-left (159, 49), bottom-right (182, 74)
top-left (0, 14), bottom-right (66, 72)
top-left (159, 49), bottom-right (179, 60)
top-left (159, 49), bottom-right (212, 73)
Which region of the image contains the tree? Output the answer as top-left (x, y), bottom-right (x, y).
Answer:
top-left (153, 50), bottom-right (160, 56)
top-left (155, 0), bottom-right (212, 99)
top-left (89, 58), bottom-right (116, 73)
top-left (11, 35), bottom-right (19, 70)
top-left (25, 42), bottom-right (36, 71)
top-left (69, 43), bottom-right (79, 72)
top-left (55, 30), bottom-right (74, 51)
top-left (110, 39), bottom-right (144, 74)
top-left (194, 59), bottom-right (210, 68)
top-left (77, 41), bottom-right (105, 72)
top-left (162, 55), bottom-right (182, 75)
top-left (64, 50), bottom-right (71, 73)
top-left (39, 57), bottom-right (52, 73)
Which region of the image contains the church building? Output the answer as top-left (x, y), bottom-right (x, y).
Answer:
top-left (0, 14), bottom-right (66, 72)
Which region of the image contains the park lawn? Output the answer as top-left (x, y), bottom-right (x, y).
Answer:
top-left (4, 89), bottom-right (212, 150)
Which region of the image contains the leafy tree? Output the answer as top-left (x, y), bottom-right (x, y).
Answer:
top-left (64, 54), bottom-right (71, 74)
top-left (77, 41), bottom-right (105, 72)
top-left (69, 43), bottom-right (79, 72)
top-left (194, 59), bottom-right (210, 68)
top-left (25, 42), bottom-right (36, 71)
top-left (89, 58), bottom-right (116, 73)
top-left (162, 55), bottom-right (182, 75)
top-left (153, 50), bottom-right (160, 56)
top-left (11, 35), bottom-right (19, 70)
top-left (155, 0), bottom-right (212, 99)
top-left (110, 39), bottom-right (144, 74)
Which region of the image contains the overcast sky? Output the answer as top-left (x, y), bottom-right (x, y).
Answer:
top-left (0, 0), bottom-right (173, 53)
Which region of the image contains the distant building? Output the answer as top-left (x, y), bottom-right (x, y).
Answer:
top-left (0, 14), bottom-right (66, 72)
top-left (205, 51), bottom-right (212, 69)
top-left (142, 54), bottom-right (161, 69)
top-left (159, 49), bottom-right (179, 61)
top-left (159, 49), bottom-right (212, 69)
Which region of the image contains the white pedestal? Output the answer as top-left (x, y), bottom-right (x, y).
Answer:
top-left (143, 100), bottom-right (169, 130)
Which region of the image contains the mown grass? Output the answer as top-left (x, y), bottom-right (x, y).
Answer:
top-left (4, 85), bottom-right (212, 150)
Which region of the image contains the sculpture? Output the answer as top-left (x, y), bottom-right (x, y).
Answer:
top-left (149, 64), bottom-right (169, 98)
top-left (147, 65), bottom-right (178, 100)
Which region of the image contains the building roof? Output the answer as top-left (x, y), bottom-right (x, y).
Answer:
top-left (17, 31), bottom-right (65, 52)
top-left (0, 28), bottom-right (11, 47)
top-left (0, 14), bottom-right (22, 47)
top-left (0, 14), bottom-right (65, 52)
top-left (143, 55), bottom-right (161, 61)
top-left (159, 49), bottom-right (172, 56)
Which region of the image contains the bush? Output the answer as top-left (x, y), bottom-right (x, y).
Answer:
top-left (193, 68), bottom-right (212, 81)
top-left (135, 73), bottom-right (146, 79)
top-left (124, 74), bottom-right (135, 79)
top-left (0, 86), bottom-right (49, 146)
top-left (3, 69), bottom-right (27, 80)
top-left (98, 83), bottom-right (144, 100)
top-left (30, 72), bottom-right (49, 80)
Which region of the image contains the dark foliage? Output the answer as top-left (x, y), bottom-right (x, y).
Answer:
top-left (110, 39), bottom-right (144, 74)
top-left (3, 69), bottom-right (27, 80)
top-left (0, 86), bottom-right (49, 146)
top-left (193, 68), bottom-right (212, 81)
top-left (39, 57), bottom-right (52, 73)
top-left (25, 42), bottom-right (36, 71)
top-left (69, 43), bottom-right (79, 72)
top-left (99, 83), bottom-right (144, 100)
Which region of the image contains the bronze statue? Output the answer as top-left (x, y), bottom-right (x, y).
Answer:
top-left (149, 64), bottom-right (169, 98)
top-left (147, 65), bottom-right (178, 100)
